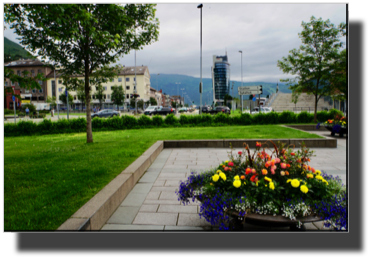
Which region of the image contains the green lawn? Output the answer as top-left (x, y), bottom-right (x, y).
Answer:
top-left (4, 125), bottom-right (322, 231)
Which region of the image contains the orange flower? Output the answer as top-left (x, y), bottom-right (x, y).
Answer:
top-left (240, 175), bottom-right (245, 180)
top-left (250, 175), bottom-right (256, 182)
top-left (262, 169), bottom-right (268, 175)
top-left (222, 165), bottom-right (225, 168)
top-left (251, 168), bottom-right (256, 174)
top-left (245, 168), bottom-right (251, 175)
top-left (285, 171), bottom-right (289, 175)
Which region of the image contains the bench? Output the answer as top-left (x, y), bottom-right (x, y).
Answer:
top-left (4, 115), bottom-right (19, 120)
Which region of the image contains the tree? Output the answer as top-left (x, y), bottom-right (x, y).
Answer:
top-left (46, 96), bottom-right (57, 109)
top-left (224, 94), bottom-right (233, 106)
top-left (330, 48), bottom-right (347, 102)
top-left (76, 85), bottom-right (87, 111)
top-left (59, 92), bottom-right (74, 108)
top-left (171, 101), bottom-right (177, 108)
top-left (149, 97), bottom-right (157, 106)
top-left (277, 16), bottom-right (346, 122)
top-left (111, 85), bottom-right (125, 110)
top-left (5, 4), bottom-right (159, 143)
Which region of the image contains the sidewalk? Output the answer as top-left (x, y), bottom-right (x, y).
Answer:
top-left (101, 132), bottom-right (346, 231)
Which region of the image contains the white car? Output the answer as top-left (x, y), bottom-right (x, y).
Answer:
top-left (144, 106), bottom-right (158, 115)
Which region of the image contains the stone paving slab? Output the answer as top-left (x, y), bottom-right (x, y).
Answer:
top-left (106, 206), bottom-right (140, 224)
top-left (133, 212), bottom-right (178, 226)
top-left (102, 224), bottom-right (164, 230)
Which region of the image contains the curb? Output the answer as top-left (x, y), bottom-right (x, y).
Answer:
top-left (163, 138), bottom-right (336, 149)
top-left (284, 125), bottom-right (328, 131)
top-left (57, 141), bottom-right (164, 231)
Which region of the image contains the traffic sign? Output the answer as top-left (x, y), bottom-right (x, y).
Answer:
top-left (252, 97), bottom-right (256, 101)
top-left (238, 85), bottom-right (263, 95)
top-left (12, 95), bottom-right (15, 102)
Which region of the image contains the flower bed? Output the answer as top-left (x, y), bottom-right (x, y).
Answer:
top-left (176, 141), bottom-right (347, 231)
top-left (317, 113), bottom-right (347, 137)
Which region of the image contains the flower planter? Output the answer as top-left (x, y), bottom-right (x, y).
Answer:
top-left (227, 210), bottom-right (323, 231)
top-left (325, 125), bottom-right (347, 137)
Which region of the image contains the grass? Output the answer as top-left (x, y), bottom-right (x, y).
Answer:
top-left (4, 125), bottom-right (322, 231)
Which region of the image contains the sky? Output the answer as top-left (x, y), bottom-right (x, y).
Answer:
top-left (3, 3), bottom-right (347, 83)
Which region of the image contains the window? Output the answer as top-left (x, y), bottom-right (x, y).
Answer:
top-left (74, 96), bottom-right (77, 100)
top-left (58, 80), bottom-right (62, 84)
top-left (39, 96), bottom-right (44, 101)
top-left (134, 86), bottom-right (136, 90)
top-left (126, 94), bottom-right (129, 99)
top-left (25, 90), bottom-right (30, 93)
top-left (126, 86), bottom-right (130, 90)
top-left (110, 78), bottom-right (114, 82)
top-left (103, 86), bottom-right (107, 91)
top-left (107, 95), bottom-right (110, 99)
top-left (38, 80), bottom-right (43, 85)
top-left (96, 86), bottom-right (98, 90)
top-left (31, 70), bottom-right (35, 76)
top-left (39, 89), bottom-right (43, 93)
top-left (11, 82), bottom-right (14, 86)
top-left (17, 70), bottom-right (21, 76)
top-left (38, 69), bottom-right (42, 74)
top-left (59, 87), bottom-right (63, 92)
top-left (126, 77), bottom-right (130, 82)
top-left (92, 95), bottom-right (95, 99)
top-left (118, 78), bottom-right (122, 82)
top-left (5, 82), bottom-right (8, 86)
top-left (32, 89), bottom-right (36, 93)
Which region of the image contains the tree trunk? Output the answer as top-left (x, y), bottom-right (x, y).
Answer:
top-left (85, 40), bottom-right (93, 143)
top-left (314, 95), bottom-right (318, 123)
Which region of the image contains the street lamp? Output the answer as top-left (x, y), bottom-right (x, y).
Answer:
top-left (197, 3), bottom-right (203, 116)
top-left (176, 82), bottom-right (181, 108)
top-left (239, 50), bottom-right (243, 113)
top-left (181, 88), bottom-right (185, 106)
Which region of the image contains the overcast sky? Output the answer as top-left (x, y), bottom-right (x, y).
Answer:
top-left (3, 3), bottom-right (347, 83)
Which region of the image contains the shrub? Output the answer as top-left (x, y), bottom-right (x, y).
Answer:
top-left (22, 104), bottom-right (36, 113)
top-left (138, 115), bottom-right (153, 127)
top-left (15, 120), bottom-right (37, 135)
top-left (55, 118), bottom-right (71, 133)
top-left (4, 123), bottom-right (19, 137)
top-left (278, 111), bottom-right (297, 124)
top-left (213, 112), bottom-right (230, 125)
top-left (262, 112), bottom-right (279, 124)
top-left (179, 114), bottom-right (190, 125)
top-left (4, 109), bottom-right (14, 115)
top-left (328, 108), bottom-right (344, 120)
top-left (37, 119), bottom-right (55, 134)
top-left (121, 115), bottom-right (138, 129)
top-left (164, 114), bottom-right (179, 126)
top-left (198, 114), bottom-right (213, 126)
top-left (316, 110), bottom-right (329, 123)
top-left (297, 111), bottom-right (313, 123)
top-left (152, 115), bottom-right (164, 127)
top-left (69, 118), bottom-right (87, 132)
top-left (91, 117), bottom-right (104, 130)
top-left (239, 113), bottom-right (253, 125)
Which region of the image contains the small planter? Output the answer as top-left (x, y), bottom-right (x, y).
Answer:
top-left (325, 125), bottom-right (347, 137)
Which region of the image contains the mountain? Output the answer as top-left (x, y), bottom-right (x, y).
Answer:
top-left (4, 37), bottom-right (35, 61)
top-left (150, 73), bottom-right (292, 106)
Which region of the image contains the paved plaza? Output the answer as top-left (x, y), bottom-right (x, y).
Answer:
top-left (101, 131), bottom-right (346, 231)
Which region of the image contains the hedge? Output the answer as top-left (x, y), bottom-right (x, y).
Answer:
top-left (4, 109), bottom-right (344, 137)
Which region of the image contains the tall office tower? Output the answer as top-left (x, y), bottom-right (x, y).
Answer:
top-left (212, 54), bottom-right (230, 105)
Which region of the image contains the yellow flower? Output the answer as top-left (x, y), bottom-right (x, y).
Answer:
top-left (306, 173), bottom-right (314, 179)
top-left (219, 172), bottom-right (226, 181)
top-left (225, 160), bottom-right (229, 163)
top-left (265, 184), bottom-right (267, 187)
top-left (233, 180), bottom-right (241, 188)
top-left (322, 179), bottom-right (328, 185)
top-left (300, 185), bottom-right (309, 193)
top-left (210, 183), bottom-right (213, 186)
top-left (315, 175), bottom-right (323, 181)
top-left (269, 182), bottom-right (275, 190)
top-left (216, 170), bottom-right (222, 174)
top-left (212, 174), bottom-right (219, 182)
top-left (291, 179), bottom-right (300, 188)
top-left (287, 179), bottom-right (292, 183)
top-left (234, 175), bottom-right (240, 180)
top-left (264, 176), bottom-right (272, 182)
top-left (315, 170), bottom-right (321, 175)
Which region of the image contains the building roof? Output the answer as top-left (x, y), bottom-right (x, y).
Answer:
top-left (45, 66), bottom-right (149, 78)
top-left (4, 59), bottom-right (50, 68)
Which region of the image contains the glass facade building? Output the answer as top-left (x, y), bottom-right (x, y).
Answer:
top-left (212, 54), bottom-right (230, 104)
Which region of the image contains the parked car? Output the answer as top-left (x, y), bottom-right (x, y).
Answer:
top-left (149, 106), bottom-right (176, 115)
top-left (208, 106), bottom-right (231, 115)
top-left (200, 106), bottom-right (211, 114)
top-left (144, 106), bottom-right (159, 115)
top-left (251, 107), bottom-right (271, 114)
top-left (91, 109), bottom-right (120, 118)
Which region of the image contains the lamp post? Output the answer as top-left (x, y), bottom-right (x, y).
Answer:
top-left (181, 88), bottom-right (185, 107)
top-left (157, 73), bottom-right (159, 91)
top-left (239, 50), bottom-right (243, 113)
top-left (176, 82), bottom-right (181, 108)
top-left (197, 3), bottom-right (203, 116)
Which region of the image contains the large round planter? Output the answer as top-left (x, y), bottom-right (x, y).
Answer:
top-left (227, 210), bottom-right (323, 231)
top-left (196, 196), bottom-right (323, 231)
top-left (325, 125), bottom-right (347, 137)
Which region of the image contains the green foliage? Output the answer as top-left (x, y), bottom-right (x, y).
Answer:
top-left (164, 114), bottom-right (179, 126)
top-left (297, 111), bottom-right (314, 123)
top-left (277, 16), bottom-right (346, 122)
top-left (138, 115), bottom-right (153, 127)
top-left (328, 108), bottom-right (344, 119)
top-left (107, 116), bottom-right (124, 130)
top-left (121, 115), bottom-right (138, 129)
top-left (22, 103), bottom-right (36, 113)
top-left (213, 112), bottom-right (231, 125)
top-left (149, 97), bottom-right (158, 106)
top-left (316, 110), bottom-right (329, 123)
top-left (5, 4), bottom-right (159, 143)
top-left (59, 93), bottom-right (74, 105)
top-left (239, 113), bottom-right (254, 125)
top-left (152, 115), bottom-right (164, 127)
top-left (111, 85), bottom-right (125, 109)
top-left (278, 111), bottom-right (297, 124)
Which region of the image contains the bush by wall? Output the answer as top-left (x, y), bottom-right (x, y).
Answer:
top-left (4, 109), bottom-right (343, 137)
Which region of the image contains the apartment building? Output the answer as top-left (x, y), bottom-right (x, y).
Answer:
top-left (4, 59), bottom-right (53, 108)
top-left (149, 87), bottom-right (163, 106)
top-left (45, 66), bottom-right (151, 109)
